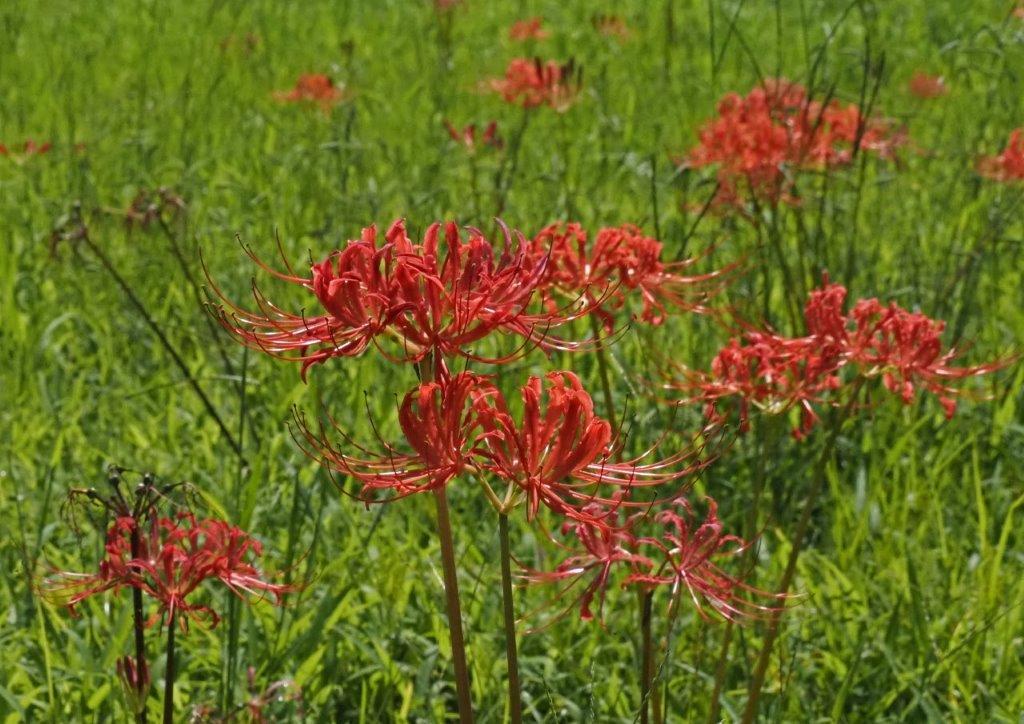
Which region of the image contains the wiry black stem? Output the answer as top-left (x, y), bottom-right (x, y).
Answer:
top-left (80, 231), bottom-right (244, 461)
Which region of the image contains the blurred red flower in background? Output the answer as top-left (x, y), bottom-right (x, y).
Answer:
top-left (509, 17), bottom-right (549, 41)
top-left (977, 129), bottom-right (1024, 181)
top-left (908, 72), bottom-right (948, 99)
top-left (274, 73), bottom-right (348, 111)
top-left (684, 79), bottom-right (904, 209)
top-left (489, 58), bottom-right (582, 111)
top-left (444, 120), bottom-right (503, 153)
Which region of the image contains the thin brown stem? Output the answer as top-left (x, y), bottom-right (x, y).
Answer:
top-left (129, 528), bottom-right (148, 724)
top-left (433, 487), bottom-right (474, 723)
top-left (498, 513), bottom-right (523, 724)
top-left (640, 591), bottom-right (654, 724)
top-left (741, 380), bottom-right (864, 723)
top-left (162, 614), bottom-right (176, 724)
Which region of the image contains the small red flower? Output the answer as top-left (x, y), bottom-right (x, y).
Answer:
top-left (45, 513), bottom-right (290, 629)
top-left (509, 17), bottom-right (549, 41)
top-left (977, 129), bottom-right (1024, 182)
top-left (473, 372), bottom-right (706, 520)
top-left (684, 79), bottom-right (904, 209)
top-left (273, 73), bottom-right (348, 111)
top-left (444, 120), bottom-right (503, 153)
top-left (523, 501), bottom-right (653, 621)
top-left (627, 498), bottom-right (773, 621)
top-left (526, 221), bottom-right (727, 329)
top-left (0, 139), bottom-right (53, 160)
top-left (592, 14), bottom-right (631, 40)
top-left (845, 298), bottom-right (1004, 418)
top-left (488, 57), bottom-right (582, 111)
top-left (908, 72), bottom-right (948, 99)
top-left (294, 371), bottom-right (495, 502)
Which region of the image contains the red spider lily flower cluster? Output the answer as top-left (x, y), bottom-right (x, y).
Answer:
top-left (684, 79), bottom-right (904, 208)
top-left (526, 497), bottom-right (775, 622)
top-left (977, 129), bottom-right (1024, 182)
top-left (525, 221), bottom-right (728, 328)
top-left (444, 120), bottom-right (503, 153)
top-left (273, 73), bottom-right (348, 111)
top-left (673, 279), bottom-right (1003, 437)
top-left (0, 139), bottom-right (52, 159)
top-left (46, 513), bottom-right (290, 629)
top-left (908, 72), bottom-right (948, 99)
top-left (296, 370), bottom-right (707, 513)
top-left (488, 57), bottom-right (582, 111)
top-left (208, 219), bottom-right (592, 380)
top-left (509, 17), bottom-right (549, 41)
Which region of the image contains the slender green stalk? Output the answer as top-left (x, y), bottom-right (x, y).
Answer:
top-left (741, 380), bottom-right (864, 723)
top-left (588, 314), bottom-right (619, 434)
top-left (433, 488), bottom-right (474, 723)
top-left (498, 513), bottom-right (523, 724)
top-left (162, 614), bottom-right (177, 724)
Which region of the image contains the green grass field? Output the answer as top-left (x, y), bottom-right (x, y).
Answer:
top-left (2, 1), bottom-right (1024, 721)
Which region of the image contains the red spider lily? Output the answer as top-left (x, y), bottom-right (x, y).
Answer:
top-left (672, 279), bottom-right (1004, 435)
top-left (845, 298), bottom-right (1005, 418)
top-left (908, 72), bottom-right (948, 99)
top-left (526, 221), bottom-right (727, 329)
top-left (0, 139), bottom-right (52, 159)
top-left (273, 73), bottom-right (348, 111)
top-left (668, 279), bottom-right (849, 437)
top-left (683, 79), bottom-right (904, 209)
top-left (626, 498), bottom-right (774, 621)
top-left (45, 513), bottom-right (290, 630)
top-left (488, 57), bottom-right (582, 111)
top-left (292, 371), bottom-right (495, 502)
top-left (472, 372), bottom-right (708, 520)
top-left (977, 129), bottom-right (1024, 182)
top-left (523, 501), bottom-right (654, 622)
top-left (208, 219), bottom-right (589, 378)
top-left (444, 120), bottom-right (503, 153)
top-left (509, 17), bottom-right (549, 41)
top-left (592, 14), bottom-right (631, 40)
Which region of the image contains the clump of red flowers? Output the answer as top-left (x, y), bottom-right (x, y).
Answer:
top-left (908, 72), bottom-right (948, 99)
top-left (684, 79), bottom-right (905, 208)
top-left (273, 73), bottom-right (348, 111)
top-left (674, 278), bottom-right (1004, 437)
top-left (444, 120), bottom-right (503, 153)
top-left (47, 512), bottom-right (290, 629)
top-left (526, 495), bottom-right (775, 623)
top-left (977, 129), bottom-right (1024, 182)
top-left (207, 219), bottom-right (594, 379)
top-left (488, 57), bottom-right (582, 111)
top-left (509, 17), bottom-right (549, 41)
top-left (296, 369), bottom-right (707, 513)
top-left (525, 221), bottom-right (727, 328)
